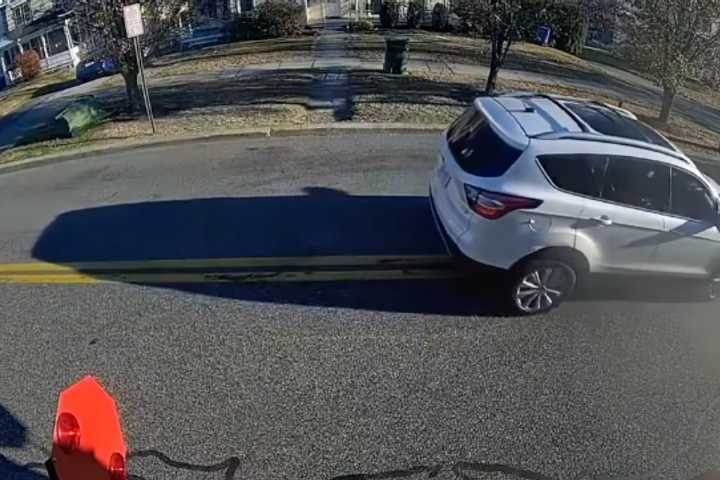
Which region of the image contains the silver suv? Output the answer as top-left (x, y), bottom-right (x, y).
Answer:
top-left (430, 93), bottom-right (720, 314)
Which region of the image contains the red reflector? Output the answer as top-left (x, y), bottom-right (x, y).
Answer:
top-left (464, 184), bottom-right (542, 220)
top-left (109, 452), bottom-right (128, 480)
top-left (55, 412), bottom-right (81, 454)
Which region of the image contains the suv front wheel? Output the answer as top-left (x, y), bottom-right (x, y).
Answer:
top-left (510, 259), bottom-right (577, 315)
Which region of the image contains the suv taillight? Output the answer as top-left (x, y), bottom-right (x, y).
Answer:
top-left (464, 185), bottom-right (542, 220)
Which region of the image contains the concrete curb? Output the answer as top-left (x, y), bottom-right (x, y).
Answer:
top-left (0, 123), bottom-right (447, 176)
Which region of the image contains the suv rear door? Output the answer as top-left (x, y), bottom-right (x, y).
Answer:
top-left (439, 104), bottom-right (527, 236)
top-left (541, 154), bottom-right (669, 274)
top-left (653, 168), bottom-right (720, 277)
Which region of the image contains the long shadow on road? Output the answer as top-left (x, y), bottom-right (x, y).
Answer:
top-left (33, 188), bottom-right (444, 262)
top-left (30, 187), bottom-right (707, 315)
top-left (31, 187), bottom-right (507, 316)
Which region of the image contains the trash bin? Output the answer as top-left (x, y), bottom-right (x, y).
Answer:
top-left (383, 37), bottom-right (410, 74)
top-left (56, 98), bottom-right (108, 136)
top-left (15, 98), bottom-right (108, 147)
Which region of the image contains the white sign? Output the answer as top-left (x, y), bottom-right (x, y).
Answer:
top-left (123, 4), bottom-right (144, 38)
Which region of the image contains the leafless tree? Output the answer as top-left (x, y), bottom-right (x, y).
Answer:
top-left (621, 0), bottom-right (720, 123)
top-left (73, 0), bottom-right (189, 112)
top-left (453, 0), bottom-right (612, 94)
top-left (484, 0), bottom-right (526, 94)
top-left (455, 0), bottom-right (525, 94)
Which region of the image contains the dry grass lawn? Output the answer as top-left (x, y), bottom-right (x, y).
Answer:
top-left (147, 36), bottom-right (316, 78)
top-left (5, 68), bottom-right (720, 164)
top-left (6, 32), bottom-right (720, 163)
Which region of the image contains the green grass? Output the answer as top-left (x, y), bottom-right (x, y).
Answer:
top-left (148, 35), bottom-right (316, 78)
top-left (580, 46), bottom-right (636, 72)
top-left (0, 69), bottom-right (76, 119)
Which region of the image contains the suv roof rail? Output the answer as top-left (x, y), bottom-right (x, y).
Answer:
top-left (502, 92), bottom-right (592, 133)
top-left (587, 100), bottom-right (637, 119)
top-left (533, 132), bottom-right (689, 162)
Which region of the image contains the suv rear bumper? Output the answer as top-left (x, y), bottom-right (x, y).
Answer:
top-left (429, 188), bottom-right (506, 275)
top-left (429, 188), bottom-right (459, 257)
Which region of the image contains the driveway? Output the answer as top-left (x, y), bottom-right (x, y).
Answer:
top-left (0, 133), bottom-right (719, 480)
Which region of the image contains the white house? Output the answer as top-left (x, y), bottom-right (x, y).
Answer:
top-left (0, 0), bottom-right (80, 88)
top-left (194, 0), bottom-right (378, 26)
top-left (0, 0), bottom-right (380, 89)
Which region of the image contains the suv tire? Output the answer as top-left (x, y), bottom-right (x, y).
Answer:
top-left (697, 276), bottom-right (720, 301)
top-left (710, 277), bottom-right (720, 301)
top-left (509, 259), bottom-right (577, 315)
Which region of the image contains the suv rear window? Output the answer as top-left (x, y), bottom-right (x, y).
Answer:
top-left (447, 107), bottom-right (524, 177)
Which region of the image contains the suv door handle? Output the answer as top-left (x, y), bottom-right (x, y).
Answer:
top-left (591, 215), bottom-right (613, 226)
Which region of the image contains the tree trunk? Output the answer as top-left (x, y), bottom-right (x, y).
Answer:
top-left (571, 16), bottom-right (589, 56)
top-left (122, 69), bottom-right (143, 114)
top-left (485, 36), bottom-right (500, 94)
top-left (659, 85), bottom-right (676, 124)
top-left (485, 63), bottom-right (500, 95)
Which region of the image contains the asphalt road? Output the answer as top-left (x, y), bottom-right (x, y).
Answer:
top-left (1, 134), bottom-right (720, 480)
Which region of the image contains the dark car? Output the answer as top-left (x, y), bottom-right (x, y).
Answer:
top-left (76, 58), bottom-right (120, 83)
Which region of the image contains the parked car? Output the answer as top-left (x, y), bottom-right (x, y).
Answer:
top-left (76, 58), bottom-right (120, 83)
top-left (430, 93), bottom-right (720, 315)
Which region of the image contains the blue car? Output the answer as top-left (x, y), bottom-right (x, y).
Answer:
top-left (76, 58), bottom-right (120, 83)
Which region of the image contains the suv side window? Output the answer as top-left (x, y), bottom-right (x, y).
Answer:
top-left (602, 157), bottom-right (670, 212)
top-left (538, 154), bottom-right (608, 198)
top-left (670, 168), bottom-right (717, 222)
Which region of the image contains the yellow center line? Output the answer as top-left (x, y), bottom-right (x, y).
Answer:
top-left (0, 268), bottom-right (460, 285)
top-left (0, 255), bottom-right (452, 274)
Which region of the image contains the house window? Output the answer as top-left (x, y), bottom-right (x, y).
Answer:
top-left (3, 49), bottom-right (15, 69)
top-left (68, 22), bottom-right (81, 44)
top-left (46, 29), bottom-right (68, 55)
top-left (0, 7), bottom-right (9, 35)
top-left (200, 0), bottom-right (219, 17)
top-left (12, 2), bottom-right (32, 28)
top-left (22, 37), bottom-right (46, 59)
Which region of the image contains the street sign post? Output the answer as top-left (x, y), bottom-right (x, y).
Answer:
top-left (123, 3), bottom-right (156, 135)
top-left (122, 3), bottom-right (144, 38)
